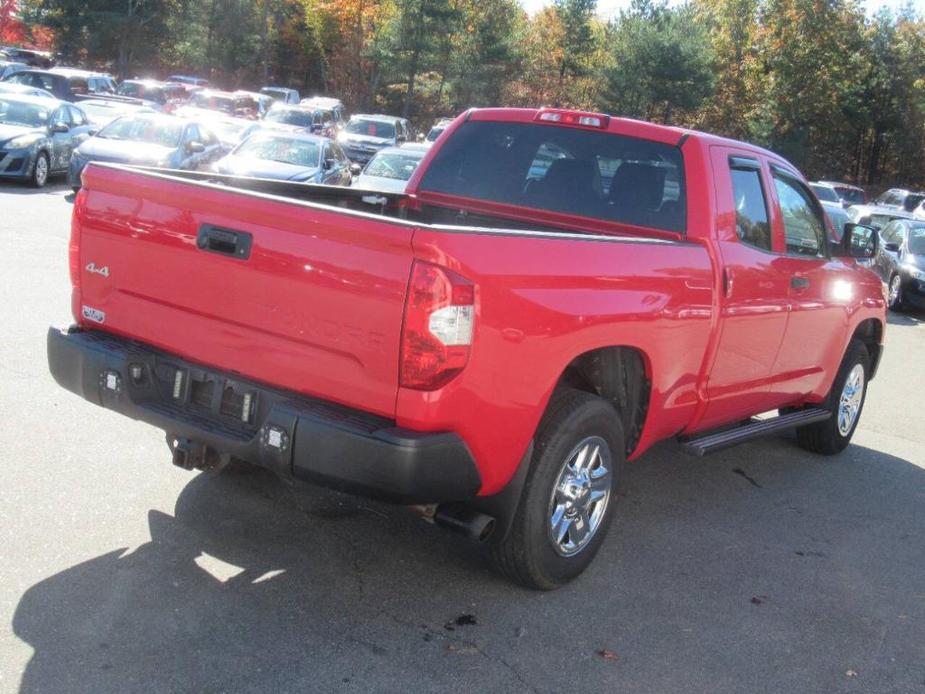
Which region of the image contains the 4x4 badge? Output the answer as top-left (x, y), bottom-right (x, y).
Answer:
top-left (85, 262), bottom-right (110, 277)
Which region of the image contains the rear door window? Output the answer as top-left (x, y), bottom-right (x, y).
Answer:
top-left (729, 159), bottom-right (772, 251)
top-left (418, 120), bottom-right (686, 233)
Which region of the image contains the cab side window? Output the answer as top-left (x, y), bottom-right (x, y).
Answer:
top-left (772, 172), bottom-right (827, 258)
top-left (729, 158), bottom-right (772, 251)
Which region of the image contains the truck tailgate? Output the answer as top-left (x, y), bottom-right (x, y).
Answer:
top-left (74, 164), bottom-right (413, 417)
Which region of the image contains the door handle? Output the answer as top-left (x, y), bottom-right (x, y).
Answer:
top-left (791, 276), bottom-right (810, 289)
top-left (197, 224), bottom-right (252, 259)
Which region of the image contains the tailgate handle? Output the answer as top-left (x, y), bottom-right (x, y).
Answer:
top-left (197, 225), bottom-right (252, 260)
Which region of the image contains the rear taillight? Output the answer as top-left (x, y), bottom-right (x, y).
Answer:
top-left (400, 261), bottom-right (475, 390)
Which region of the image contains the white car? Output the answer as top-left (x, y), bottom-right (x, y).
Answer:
top-left (0, 81), bottom-right (55, 99)
top-left (353, 144), bottom-right (426, 195)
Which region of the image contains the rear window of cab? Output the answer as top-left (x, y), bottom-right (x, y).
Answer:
top-left (418, 120), bottom-right (686, 233)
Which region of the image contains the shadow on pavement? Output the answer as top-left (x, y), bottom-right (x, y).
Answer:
top-left (0, 180), bottom-right (71, 196)
top-left (12, 439), bottom-right (925, 693)
top-left (887, 307), bottom-right (925, 326)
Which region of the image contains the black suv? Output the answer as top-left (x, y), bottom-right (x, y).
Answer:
top-left (1, 69), bottom-right (115, 102)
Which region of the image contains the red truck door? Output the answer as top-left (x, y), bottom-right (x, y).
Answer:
top-left (696, 148), bottom-right (791, 429)
top-left (765, 166), bottom-right (850, 399)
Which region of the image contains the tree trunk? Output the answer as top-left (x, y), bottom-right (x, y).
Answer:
top-left (403, 48), bottom-right (419, 120)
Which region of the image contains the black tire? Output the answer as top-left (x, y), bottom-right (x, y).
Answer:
top-left (887, 274), bottom-right (904, 311)
top-left (794, 340), bottom-right (869, 455)
top-left (30, 152), bottom-right (49, 188)
top-left (490, 388), bottom-right (625, 590)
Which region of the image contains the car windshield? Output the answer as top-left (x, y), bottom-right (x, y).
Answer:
top-left (234, 134), bottom-right (319, 167)
top-left (426, 126), bottom-right (445, 142)
top-left (364, 152), bottom-right (422, 181)
top-left (909, 228), bottom-right (925, 255)
top-left (810, 184), bottom-right (839, 203)
top-left (345, 119), bottom-right (394, 139)
top-left (190, 93), bottom-right (234, 113)
top-left (419, 120), bottom-right (687, 233)
top-left (97, 117), bottom-right (183, 146)
top-left (834, 186), bottom-right (865, 204)
top-left (264, 107), bottom-right (312, 127)
top-left (0, 98), bottom-right (49, 127)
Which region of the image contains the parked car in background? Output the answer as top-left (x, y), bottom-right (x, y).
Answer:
top-left (0, 82), bottom-right (55, 99)
top-left (2, 69), bottom-right (108, 102)
top-left (0, 46), bottom-right (54, 68)
top-left (337, 114), bottom-right (406, 165)
top-left (813, 180), bottom-right (867, 206)
top-left (207, 116), bottom-right (262, 152)
top-left (420, 117), bottom-right (453, 147)
top-left (182, 89), bottom-right (260, 119)
top-left (810, 183), bottom-right (851, 241)
top-left (76, 98), bottom-right (155, 131)
top-left (0, 60), bottom-right (28, 80)
top-left (213, 130), bottom-right (351, 184)
top-left (115, 80), bottom-right (188, 112)
top-left (871, 188), bottom-right (925, 213)
top-left (263, 103), bottom-right (335, 136)
top-left (234, 91), bottom-right (273, 118)
top-left (260, 86), bottom-right (300, 104)
top-left (68, 113), bottom-right (223, 190)
top-left (50, 67), bottom-right (117, 95)
top-left (354, 143), bottom-right (426, 194)
top-left (0, 94), bottom-right (91, 186)
top-left (847, 189), bottom-right (923, 231)
top-left (167, 75), bottom-right (210, 88)
top-left (872, 219), bottom-right (925, 311)
top-left (300, 96), bottom-right (346, 130)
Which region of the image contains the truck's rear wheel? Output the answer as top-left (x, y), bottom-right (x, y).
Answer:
top-left (490, 388), bottom-right (624, 590)
top-left (793, 340), bottom-right (869, 455)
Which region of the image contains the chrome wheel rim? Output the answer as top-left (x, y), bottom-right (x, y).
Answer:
top-left (889, 275), bottom-right (901, 306)
top-left (34, 156), bottom-right (48, 186)
top-left (837, 364), bottom-right (865, 436)
top-left (547, 436), bottom-right (612, 557)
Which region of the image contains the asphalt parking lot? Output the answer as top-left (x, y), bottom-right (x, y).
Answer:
top-left (0, 181), bottom-right (923, 694)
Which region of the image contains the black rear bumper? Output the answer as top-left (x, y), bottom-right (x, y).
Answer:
top-left (47, 327), bottom-right (481, 504)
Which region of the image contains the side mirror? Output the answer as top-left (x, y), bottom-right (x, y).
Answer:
top-left (51, 121), bottom-right (69, 133)
top-left (840, 223), bottom-right (878, 259)
top-left (323, 157), bottom-right (336, 171)
top-left (187, 141), bottom-right (205, 154)
top-left (349, 163), bottom-right (362, 176)
top-left (883, 242), bottom-right (900, 253)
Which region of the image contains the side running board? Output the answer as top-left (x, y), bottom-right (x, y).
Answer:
top-left (680, 408), bottom-right (831, 457)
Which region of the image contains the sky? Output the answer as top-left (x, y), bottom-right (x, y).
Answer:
top-left (518, 0), bottom-right (924, 19)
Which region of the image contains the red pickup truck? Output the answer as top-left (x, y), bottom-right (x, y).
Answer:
top-left (48, 107), bottom-right (886, 589)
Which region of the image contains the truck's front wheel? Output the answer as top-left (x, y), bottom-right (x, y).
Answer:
top-left (491, 389), bottom-right (624, 590)
top-left (794, 340), bottom-right (870, 455)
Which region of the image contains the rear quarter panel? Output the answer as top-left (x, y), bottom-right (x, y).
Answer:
top-left (398, 228), bottom-right (716, 495)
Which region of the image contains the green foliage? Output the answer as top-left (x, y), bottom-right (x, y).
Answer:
top-left (602, 0), bottom-right (715, 123)
top-left (18, 0), bottom-right (925, 187)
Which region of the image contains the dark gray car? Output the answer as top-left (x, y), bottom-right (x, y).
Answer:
top-left (213, 130), bottom-right (352, 185)
top-left (0, 94), bottom-right (92, 187)
top-left (68, 113), bottom-right (224, 190)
